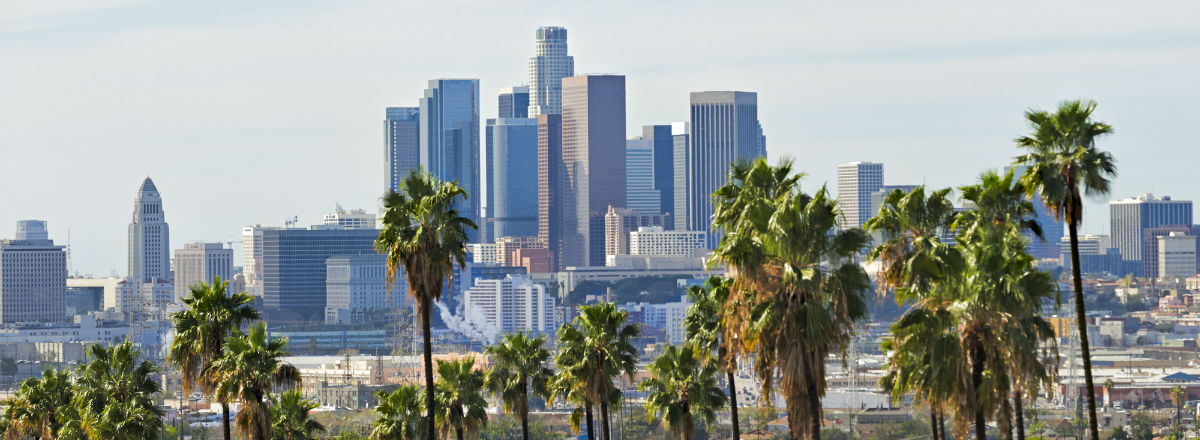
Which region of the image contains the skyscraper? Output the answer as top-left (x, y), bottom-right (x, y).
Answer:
top-left (537, 114), bottom-right (565, 271)
top-left (486, 117), bottom-right (540, 241)
top-left (498, 86), bottom-right (530, 119)
top-left (625, 125), bottom-right (676, 216)
top-left (562, 74), bottom-right (627, 267)
top-left (420, 79), bottom-right (481, 240)
top-left (1005, 166), bottom-right (1065, 260)
top-left (1109, 194), bottom-right (1193, 268)
top-left (672, 123), bottom-right (690, 231)
top-left (625, 136), bottom-right (661, 215)
top-left (128, 177), bottom-right (170, 284)
top-left (836, 162), bottom-right (884, 230)
top-left (604, 206), bottom-right (669, 259)
top-left (259, 227), bottom-right (380, 316)
top-left (173, 242), bottom-right (234, 302)
top-left (686, 92), bottom-right (764, 247)
top-left (527, 26), bottom-right (574, 117)
top-left (384, 107), bottom-right (420, 193)
top-left (1, 221), bottom-right (67, 323)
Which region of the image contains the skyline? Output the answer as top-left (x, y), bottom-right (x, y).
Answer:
top-left (2, 1), bottom-right (1199, 275)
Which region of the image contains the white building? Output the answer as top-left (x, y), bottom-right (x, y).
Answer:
top-left (1158, 232), bottom-right (1198, 280)
top-left (128, 177), bottom-right (170, 284)
top-left (463, 275), bottom-right (555, 338)
top-left (67, 277), bottom-right (125, 315)
top-left (325, 255), bottom-right (407, 325)
top-left (323, 206), bottom-right (377, 230)
top-left (629, 227), bottom-right (706, 257)
top-left (836, 162), bottom-right (884, 230)
top-left (468, 243), bottom-right (501, 264)
top-left (527, 26), bottom-right (574, 117)
top-left (0, 221), bottom-right (67, 323)
top-left (173, 242), bottom-right (234, 301)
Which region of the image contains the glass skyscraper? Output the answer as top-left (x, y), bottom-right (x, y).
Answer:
top-left (385, 107), bottom-right (420, 193)
top-left (498, 86), bottom-right (530, 119)
top-left (625, 136), bottom-right (661, 215)
top-left (625, 125), bottom-right (675, 217)
top-left (561, 74), bottom-right (627, 267)
top-left (259, 227), bottom-right (381, 316)
top-left (527, 26), bottom-right (573, 117)
top-left (420, 79), bottom-right (481, 240)
top-left (485, 117), bottom-right (540, 241)
top-left (686, 91), bottom-right (764, 248)
top-left (1109, 194), bottom-right (1193, 266)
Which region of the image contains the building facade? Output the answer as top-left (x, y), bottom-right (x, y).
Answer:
top-left (463, 275), bottom-right (555, 339)
top-left (498, 86), bottom-right (529, 119)
top-left (1142, 225), bottom-right (1200, 278)
top-left (1110, 194), bottom-right (1193, 269)
top-left (384, 107), bottom-right (420, 193)
top-left (420, 79), bottom-right (481, 241)
top-left (836, 162), bottom-right (884, 230)
top-left (325, 254), bottom-right (406, 325)
top-left (537, 114), bottom-right (565, 272)
top-left (629, 227), bottom-right (707, 257)
top-left (128, 177), bottom-right (170, 284)
top-left (561, 74), bottom-right (627, 267)
top-left (686, 92), bottom-right (764, 247)
top-left (259, 227), bottom-right (381, 316)
top-left (1158, 232), bottom-right (1198, 280)
top-left (625, 135), bottom-right (661, 215)
top-left (0, 221), bottom-right (67, 323)
top-left (323, 207), bottom-right (376, 230)
top-left (527, 26), bottom-right (574, 117)
top-left (485, 118), bottom-right (540, 241)
top-left (604, 206), bottom-right (670, 259)
top-left (173, 242), bottom-right (234, 301)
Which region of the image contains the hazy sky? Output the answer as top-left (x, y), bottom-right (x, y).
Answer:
top-left (2, 1), bottom-right (1198, 276)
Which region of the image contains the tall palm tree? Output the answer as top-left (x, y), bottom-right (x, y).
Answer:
top-left (433, 358), bottom-right (488, 440)
top-left (369, 385), bottom-right (425, 440)
top-left (683, 275), bottom-right (741, 439)
top-left (710, 158), bottom-right (872, 440)
top-left (1171, 385), bottom-right (1186, 428)
top-left (3, 368), bottom-right (76, 439)
top-left (547, 368), bottom-right (594, 440)
top-left (1103, 378), bottom-right (1115, 409)
top-left (1015, 99), bottom-right (1116, 440)
top-left (640, 345), bottom-right (727, 440)
top-left (74, 339), bottom-right (164, 439)
top-left (269, 390), bottom-right (325, 440)
top-left (211, 322), bottom-right (301, 440)
top-left (555, 302), bottom-right (640, 440)
top-left (484, 332), bottom-right (553, 440)
top-left (167, 277), bottom-right (260, 440)
top-left (377, 169), bottom-right (476, 440)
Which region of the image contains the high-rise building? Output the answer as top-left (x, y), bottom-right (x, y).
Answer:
top-left (324, 254), bottom-right (407, 325)
top-left (0, 221), bottom-right (67, 323)
top-left (242, 224), bottom-right (268, 296)
top-left (259, 227), bottom-right (381, 316)
top-left (498, 86), bottom-right (530, 119)
top-left (1158, 232), bottom-right (1198, 280)
top-left (537, 114), bottom-right (565, 272)
top-left (671, 123), bottom-right (690, 231)
top-left (562, 74), bottom-right (627, 267)
top-left (1141, 225), bottom-right (1200, 278)
top-left (128, 177), bottom-right (170, 284)
top-left (836, 162), bottom-right (884, 230)
top-left (420, 79), bottom-right (481, 241)
top-left (485, 118), bottom-right (540, 241)
top-left (463, 275), bottom-right (555, 339)
top-left (687, 92), bottom-right (764, 247)
top-left (494, 236), bottom-right (546, 267)
top-left (625, 136), bottom-right (661, 215)
top-left (527, 26), bottom-right (574, 117)
top-left (384, 107), bottom-right (420, 193)
top-left (1004, 166), bottom-right (1065, 260)
top-left (1109, 194), bottom-right (1193, 268)
top-left (323, 207), bottom-right (376, 230)
top-left (629, 227), bottom-right (707, 257)
top-left (173, 242), bottom-right (234, 301)
top-left (604, 206), bottom-right (669, 259)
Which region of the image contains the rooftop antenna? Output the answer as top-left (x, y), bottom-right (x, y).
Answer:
top-left (284, 216), bottom-right (299, 228)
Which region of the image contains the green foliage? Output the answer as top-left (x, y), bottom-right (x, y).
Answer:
top-left (434, 358), bottom-right (488, 439)
top-left (555, 302), bottom-right (641, 440)
top-left (211, 321), bottom-right (301, 440)
top-left (74, 340), bottom-right (164, 438)
top-left (3, 367), bottom-right (77, 439)
top-left (475, 414), bottom-right (557, 440)
top-left (269, 390), bottom-right (325, 440)
top-left (639, 346), bottom-right (727, 440)
top-left (369, 385), bottom-right (424, 440)
top-left (1128, 413), bottom-right (1153, 440)
top-left (484, 331), bottom-right (553, 439)
top-left (0, 357), bottom-right (17, 376)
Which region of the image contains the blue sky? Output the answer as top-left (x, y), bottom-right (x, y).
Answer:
top-left (2, 0), bottom-right (1198, 275)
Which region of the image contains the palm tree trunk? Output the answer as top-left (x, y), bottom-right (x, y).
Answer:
top-left (586, 403), bottom-right (595, 440)
top-left (456, 427), bottom-right (464, 440)
top-left (930, 408), bottom-right (941, 440)
top-left (221, 402), bottom-right (231, 440)
top-left (971, 344), bottom-right (987, 440)
top-left (1016, 392), bottom-right (1026, 440)
top-left (600, 400), bottom-right (612, 440)
top-left (422, 299), bottom-right (436, 440)
top-left (1068, 219), bottom-right (1100, 440)
top-left (728, 368), bottom-right (740, 440)
top-left (939, 408), bottom-right (947, 440)
top-left (808, 376), bottom-right (823, 440)
top-left (522, 412), bottom-right (529, 440)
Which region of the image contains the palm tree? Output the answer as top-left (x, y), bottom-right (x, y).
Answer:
top-left (555, 302), bottom-right (640, 440)
top-left (683, 275), bottom-right (742, 440)
top-left (167, 277), bottom-right (260, 440)
top-left (710, 158), bottom-right (872, 440)
top-left (640, 346), bottom-right (727, 440)
top-left (211, 322), bottom-right (301, 440)
top-left (4, 368), bottom-right (76, 439)
top-left (1015, 99), bottom-right (1117, 440)
top-left (547, 369), bottom-right (594, 440)
top-left (369, 385), bottom-right (425, 440)
top-left (1104, 378), bottom-right (1115, 409)
top-left (269, 390), bottom-right (325, 440)
top-left (377, 169), bottom-right (476, 440)
top-left (1171, 385), bottom-right (1186, 427)
top-left (433, 358), bottom-right (488, 440)
top-left (74, 339), bottom-right (164, 439)
top-left (484, 332), bottom-right (553, 440)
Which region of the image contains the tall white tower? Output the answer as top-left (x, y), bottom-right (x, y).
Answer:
top-left (527, 26), bottom-right (574, 117)
top-left (836, 162), bottom-right (884, 230)
top-left (128, 177), bottom-right (171, 283)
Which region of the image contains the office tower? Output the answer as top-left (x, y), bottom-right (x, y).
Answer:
top-left (173, 242), bottom-right (234, 301)
top-left (420, 79), bottom-right (481, 241)
top-left (1004, 166), bottom-right (1065, 259)
top-left (527, 26), bottom-right (574, 117)
top-left (1, 221), bottom-right (67, 323)
top-left (562, 74), bottom-right (627, 266)
top-left (325, 254), bottom-right (407, 325)
top-left (604, 206), bottom-right (669, 258)
top-left (629, 227), bottom-right (707, 257)
top-left (687, 92), bottom-right (764, 247)
top-left (1141, 225), bottom-right (1200, 278)
top-left (672, 123), bottom-right (690, 231)
top-left (128, 177), bottom-right (170, 284)
top-left (1157, 232), bottom-right (1198, 280)
top-left (494, 236), bottom-right (546, 266)
top-left (242, 225), bottom-right (267, 295)
top-left (498, 86), bottom-right (530, 119)
top-left (1109, 194), bottom-right (1193, 267)
top-left (323, 207), bottom-right (376, 229)
top-left (625, 136), bottom-right (661, 215)
top-left (463, 275), bottom-right (555, 338)
top-left (485, 118), bottom-right (539, 241)
top-left (468, 243), bottom-right (501, 264)
top-left (836, 162), bottom-right (884, 230)
top-left (537, 114), bottom-right (565, 271)
top-left (259, 227), bottom-right (380, 316)
top-left (385, 107), bottom-right (420, 193)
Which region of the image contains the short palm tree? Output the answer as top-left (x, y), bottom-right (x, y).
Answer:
top-left (547, 368), bottom-right (594, 440)
top-left (3, 368), bottom-right (76, 439)
top-left (433, 358), bottom-right (488, 440)
top-left (269, 390), bottom-right (325, 440)
top-left (555, 302), bottom-right (640, 440)
top-left (370, 384), bottom-right (426, 440)
top-left (484, 332), bottom-right (553, 440)
top-left (1104, 378), bottom-right (1115, 409)
top-left (640, 346), bottom-right (727, 440)
top-left (74, 339), bottom-right (164, 439)
top-left (683, 275), bottom-right (742, 439)
top-left (1014, 99), bottom-right (1116, 440)
top-left (211, 321), bottom-right (301, 440)
top-left (377, 169), bottom-right (476, 440)
top-left (167, 277), bottom-right (260, 440)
